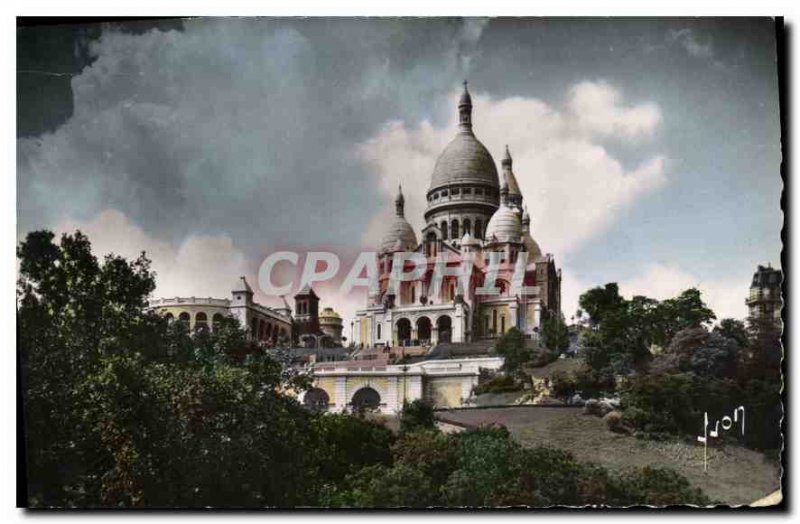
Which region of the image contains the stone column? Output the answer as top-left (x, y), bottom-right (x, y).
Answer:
top-left (386, 376), bottom-right (400, 413)
top-left (334, 376), bottom-right (347, 413)
top-left (510, 302), bottom-right (519, 331)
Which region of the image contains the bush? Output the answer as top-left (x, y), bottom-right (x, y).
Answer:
top-left (604, 411), bottom-right (631, 434)
top-left (550, 371), bottom-right (578, 402)
top-left (617, 466), bottom-right (712, 506)
top-left (399, 399), bottom-right (436, 434)
top-left (473, 373), bottom-right (521, 395)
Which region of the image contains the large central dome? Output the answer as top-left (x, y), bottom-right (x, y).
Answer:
top-left (429, 132), bottom-right (499, 190)
top-left (428, 83), bottom-right (499, 192)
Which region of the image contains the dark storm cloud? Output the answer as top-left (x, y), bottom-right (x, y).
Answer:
top-left (17, 18), bottom-right (488, 256)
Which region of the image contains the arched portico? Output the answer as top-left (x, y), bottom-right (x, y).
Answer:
top-left (396, 318), bottom-right (412, 346)
top-left (351, 387), bottom-right (381, 411)
top-left (303, 388), bottom-right (330, 411)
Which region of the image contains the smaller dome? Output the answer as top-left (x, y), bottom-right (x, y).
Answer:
top-left (485, 204), bottom-right (522, 243)
top-left (381, 219), bottom-right (418, 253)
top-left (380, 186), bottom-right (419, 253)
top-left (319, 307), bottom-right (342, 324)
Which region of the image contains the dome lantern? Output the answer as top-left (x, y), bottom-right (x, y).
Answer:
top-left (458, 80), bottom-right (472, 131)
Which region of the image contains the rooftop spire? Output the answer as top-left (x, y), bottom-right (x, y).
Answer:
top-left (499, 175), bottom-right (509, 206)
top-left (395, 184), bottom-right (405, 217)
top-left (502, 144), bottom-right (512, 167)
top-left (458, 80), bottom-right (472, 132)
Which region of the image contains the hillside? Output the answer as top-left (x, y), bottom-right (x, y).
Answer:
top-left (437, 406), bottom-right (781, 506)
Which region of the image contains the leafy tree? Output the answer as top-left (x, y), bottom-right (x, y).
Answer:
top-left (578, 284), bottom-right (716, 376)
top-left (399, 399), bottom-right (436, 433)
top-left (310, 413), bottom-right (395, 489)
top-left (714, 318), bottom-right (749, 348)
top-left (549, 371), bottom-right (578, 402)
top-left (541, 315), bottom-right (570, 353)
top-left (494, 327), bottom-right (533, 375)
top-left (19, 230), bottom-right (314, 507)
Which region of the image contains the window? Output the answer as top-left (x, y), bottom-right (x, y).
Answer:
top-left (463, 218), bottom-right (472, 236)
top-left (441, 221), bottom-right (448, 240)
top-left (464, 187), bottom-right (472, 194)
top-left (452, 187), bottom-right (460, 195)
top-left (377, 324), bottom-right (382, 340)
top-left (475, 188), bottom-right (483, 196)
top-left (475, 219), bottom-right (483, 239)
top-left (501, 316), bottom-right (506, 333)
top-left (441, 190), bottom-right (449, 197)
top-left (451, 219), bottom-right (459, 239)
top-left (492, 310), bottom-right (497, 332)
top-left (411, 285), bottom-right (416, 304)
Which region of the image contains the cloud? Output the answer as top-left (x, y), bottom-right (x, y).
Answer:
top-left (357, 83), bottom-right (667, 257)
top-left (567, 81), bottom-right (662, 139)
top-left (54, 209), bottom-right (250, 300)
top-left (17, 19), bottom-right (492, 258)
top-left (668, 28), bottom-right (714, 59)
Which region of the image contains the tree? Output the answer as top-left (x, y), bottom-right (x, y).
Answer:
top-left (577, 284), bottom-right (717, 376)
top-left (714, 318), bottom-right (749, 348)
top-left (494, 327), bottom-right (533, 375)
top-left (399, 399), bottom-right (436, 433)
top-left (549, 371), bottom-right (578, 403)
top-left (19, 230), bottom-right (314, 506)
top-left (541, 315), bottom-right (570, 353)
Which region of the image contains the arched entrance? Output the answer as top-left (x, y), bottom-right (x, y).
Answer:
top-left (303, 388), bottom-right (330, 411)
top-left (416, 316), bottom-right (432, 344)
top-left (437, 315), bottom-right (452, 343)
top-left (396, 318), bottom-right (412, 346)
top-left (351, 387), bottom-right (381, 411)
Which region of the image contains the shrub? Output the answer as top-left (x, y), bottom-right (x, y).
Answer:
top-left (473, 374), bottom-right (521, 395)
top-left (603, 411), bottom-right (631, 434)
top-left (549, 371), bottom-right (578, 402)
top-left (617, 466), bottom-right (712, 506)
top-left (399, 399), bottom-right (435, 434)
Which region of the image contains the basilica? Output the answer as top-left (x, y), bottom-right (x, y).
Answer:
top-left (354, 83), bottom-right (562, 349)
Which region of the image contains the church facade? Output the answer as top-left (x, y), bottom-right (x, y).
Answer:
top-left (355, 83), bottom-right (562, 348)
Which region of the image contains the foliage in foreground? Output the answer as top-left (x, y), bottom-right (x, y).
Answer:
top-left (18, 230), bottom-right (715, 507)
top-left (322, 426), bottom-right (712, 507)
top-left (575, 282), bottom-right (782, 450)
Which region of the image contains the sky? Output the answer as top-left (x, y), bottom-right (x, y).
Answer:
top-left (17, 17), bottom-right (782, 328)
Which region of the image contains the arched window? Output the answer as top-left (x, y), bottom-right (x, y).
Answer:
top-left (463, 218), bottom-right (472, 236)
top-left (451, 219), bottom-right (459, 240)
top-left (474, 219), bottom-right (483, 239)
top-left (178, 311), bottom-right (191, 328)
top-left (212, 313), bottom-right (224, 331)
top-left (195, 312), bottom-right (208, 333)
top-left (440, 221), bottom-right (448, 240)
top-left (164, 312), bottom-right (174, 322)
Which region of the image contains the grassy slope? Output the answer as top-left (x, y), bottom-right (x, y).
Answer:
top-left (438, 406), bottom-right (780, 506)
